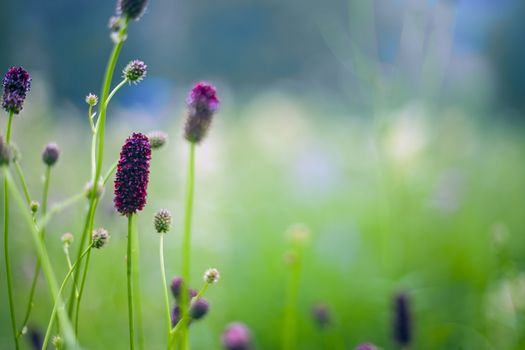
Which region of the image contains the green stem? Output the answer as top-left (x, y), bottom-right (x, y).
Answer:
top-left (38, 191), bottom-right (85, 229)
top-left (282, 248), bottom-right (303, 350)
top-left (160, 235), bottom-right (171, 341)
top-left (3, 110), bottom-right (19, 350)
top-left (13, 161), bottom-right (31, 206)
top-left (41, 165), bottom-right (51, 228)
top-left (64, 246), bottom-right (79, 297)
top-left (103, 160), bottom-right (118, 186)
top-left (42, 244), bottom-right (93, 349)
top-left (105, 78), bottom-right (128, 107)
top-left (3, 169), bottom-right (77, 347)
top-left (133, 215), bottom-right (144, 350)
top-left (180, 142), bottom-right (196, 349)
top-left (127, 214), bottom-right (136, 350)
top-left (88, 104), bottom-right (96, 134)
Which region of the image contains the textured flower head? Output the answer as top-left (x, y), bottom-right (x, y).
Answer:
top-left (204, 268), bottom-right (220, 284)
top-left (2, 66), bottom-right (31, 114)
top-left (147, 131), bottom-right (168, 150)
top-left (189, 298), bottom-right (209, 320)
top-left (117, 0), bottom-right (149, 20)
top-left (123, 60), bottom-right (147, 83)
top-left (92, 228), bottom-right (109, 249)
top-left (184, 82), bottom-right (219, 143)
top-left (393, 292), bottom-right (411, 346)
top-left (85, 93), bottom-right (98, 106)
top-left (154, 209), bottom-right (172, 234)
top-left (42, 143), bottom-right (60, 166)
top-left (114, 133), bottom-right (151, 215)
top-left (222, 322), bottom-right (252, 350)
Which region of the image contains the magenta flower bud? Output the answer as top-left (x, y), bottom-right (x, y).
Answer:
top-left (114, 133), bottom-right (151, 215)
top-left (42, 143), bottom-right (60, 166)
top-left (221, 322), bottom-right (252, 350)
top-left (189, 298), bottom-right (209, 320)
top-left (117, 0), bottom-right (148, 20)
top-left (170, 277), bottom-right (183, 299)
top-left (355, 343), bottom-right (378, 350)
top-left (171, 305), bottom-right (181, 327)
top-left (2, 66), bottom-right (31, 114)
top-left (393, 292), bottom-right (412, 347)
top-left (184, 81), bottom-right (219, 143)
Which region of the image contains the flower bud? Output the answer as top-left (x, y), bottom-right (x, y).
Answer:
top-left (123, 60), bottom-right (147, 84)
top-left (92, 228), bottom-right (109, 249)
top-left (189, 298), bottom-right (209, 320)
top-left (148, 131), bottom-right (168, 150)
top-left (117, 0), bottom-right (149, 21)
top-left (221, 322), bottom-right (252, 350)
top-left (85, 180), bottom-right (105, 199)
top-left (85, 93), bottom-right (98, 106)
top-left (42, 143), bottom-right (60, 166)
top-left (171, 277), bottom-right (183, 299)
top-left (52, 335), bottom-right (63, 349)
top-left (204, 268), bottom-right (220, 284)
top-left (154, 209), bottom-right (172, 234)
top-left (0, 137), bottom-right (12, 166)
top-left (30, 200), bottom-right (40, 214)
top-left (61, 233), bottom-right (74, 247)
top-left (311, 303), bottom-right (331, 329)
top-left (184, 82), bottom-right (219, 143)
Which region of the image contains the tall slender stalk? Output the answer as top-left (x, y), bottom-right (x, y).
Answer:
top-left (282, 244), bottom-right (305, 350)
top-left (42, 243), bottom-right (93, 349)
top-left (160, 234), bottom-right (171, 341)
top-left (127, 214), bottom-right (136, 350)
top-left (133, 217), bottom-right (144, 350)
top-left (180, 142), bottom-right (196, 349)
top-left (3, 110), bottom-right (19, 350)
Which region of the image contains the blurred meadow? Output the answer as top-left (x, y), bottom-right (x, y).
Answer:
top-left (1, 0), bottom-right (525, 349)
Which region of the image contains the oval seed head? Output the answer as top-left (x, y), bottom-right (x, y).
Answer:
top-left (204, 268), bottom-right (220, 284)
top-left (51, 335), bottom-right (63, 349)
top-left (30, 200), bottom-right (40, 214)
top-left (154, 209), bottom-right (172, 234)
top-left (42, 143), bottom-right (60, 166)
top-left (189, 298), bottom-right (209, 320)
top-left (117, 0), bottom-right (149, 21)
top-left (92, 228), bottom-right (109, 249)
top-left (114, 133), bottom-right (151, 215)
top-left (85, 93), bottom-right (98, 107)
top-left (61, 232), bottom-right (74, 247)
top-left (184, 82), bottom-right (219, 143)
top-left (0, 137), bottom-right (12, 166)
top-left (221, 322), bottom-right (252, 350)
top-left (123, 60), bottom-right (147, 84)
top-left (147, 131), bottom-right (168, 150)
top-left (2, 66), bottom-right (31, 114)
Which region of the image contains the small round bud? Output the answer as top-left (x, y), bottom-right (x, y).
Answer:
top-left (0, 137), bottom-right (12, 166)
top-left (154, 209), bottom-right (172, 234)
top-left (311, 303), bottom-right (331, 329)
top-left (85, 93), bottom-right (98, 106)
top-left (204, 268), bottom-right (220, 284)
top-left (92, 228), bottom-right (109, 249)
top-left (51, 335), bottom-right (63, 349)
top-left (42, 143), bottom-right (60, 166)
top-left (171, 305), bottom-right (181, 327)
top-left (85, 180), bottom-right (104, 199)
top-left (61, 233), bottom-right (74, 246)
top-left (222, 322), bottom-right (252, 350)
top-left (30, 201), bottom-right (40, 214)
top-left (148, 131), bottom-right (168, 150)
top-left (190, 298), bottom-right (209, 320)
top-left (355, 344), bottom-right (378, 350)
top-left (123, 60), bottom-right (147, 84)
top-left (171, 277), bottom-right (183, 299)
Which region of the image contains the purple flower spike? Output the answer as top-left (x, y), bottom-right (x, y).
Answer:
top-left (184, 81), bottom-right (219, 143)
top-left (114, 133), bottom-right (151, 215)
top-left (221, 322), bottom-right (252, 350)
top-left (2, 66), bottom-right (31, 114)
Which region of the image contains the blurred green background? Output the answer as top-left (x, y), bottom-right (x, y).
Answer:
top-left (1, 0), bottom-right (525, 349)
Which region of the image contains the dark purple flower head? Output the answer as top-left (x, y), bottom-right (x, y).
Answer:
top-left (42, 143), bottom-right (60, 166)
top-left (170, 276), bottom-right (197, 301)
top-left (117, 0), bottom-right (148, 20)
top-left (311, 303), bottom-right (331, 329)
top-left (2, 66), bottom-right (31, 114)
top-left (171, 305), bottom-right (181, 327)
top-left (222, 322), bottom-right (252, 350)
top-left (114, 133), bottom-right (151, 215)
top-left (393, 292), bottom-right (412, 346)
top-left (184, 82), bottom-right (219, 143)
top-left (190, 298), bottom-right (209, 320)
top-left (355, 343), bottom-right (378, 350)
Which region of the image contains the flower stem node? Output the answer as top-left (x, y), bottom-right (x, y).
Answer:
top-left (204, 268), bottom-right (220, 284)
top-left (92, 228), bottom-right (109, 249)
top-left (154, 209), bottom-right (172, 234)
top-left (42, 143), bottom-right (60, 167)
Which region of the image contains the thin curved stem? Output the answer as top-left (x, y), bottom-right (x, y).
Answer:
top-left (64, 247), bottom-right (79, 297)
top-left (13, 161), bottom-right (31, 206)
top-left (4, 110), bottom-right (19, 350)
top-left (160, 235), bottom-right (171, 342)
top-left (103, 160), bottom-right (118, 186)
top-left (42, 243), bottom-right (93, 349)
top-left (180, 142), bottom-right (196, 349)
top-left (88, 104), bottom-right (96, 134)
top-left (37, 191), bottom-right (85, 229)
top-left (3, 169), bottom-right (77, 347)
top-left (105, 78), bottom-right (128, 107)
top-left (127, 214), bottom-right (136, 350)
